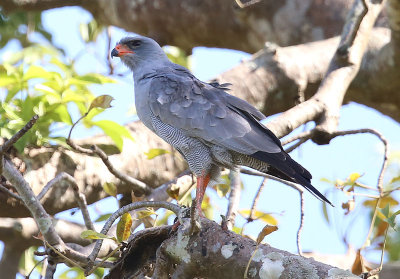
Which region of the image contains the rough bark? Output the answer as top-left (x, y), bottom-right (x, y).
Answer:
top-left (1, 0), bottom-right (387, 52)
top-left (106, 219), bottom-right (359, 279)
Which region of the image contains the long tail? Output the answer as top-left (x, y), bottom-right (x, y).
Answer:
top-left (251, 151), bottom-right (333, 206)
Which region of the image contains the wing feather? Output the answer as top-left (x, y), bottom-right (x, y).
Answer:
top-left (148, 68), bottom-right (281, 154)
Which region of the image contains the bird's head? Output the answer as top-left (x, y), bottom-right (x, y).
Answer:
top-left (111, 36), bottom-right (168, 71)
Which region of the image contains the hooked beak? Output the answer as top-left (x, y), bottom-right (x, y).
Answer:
top-left (111, 44), bottom-right (134, 58)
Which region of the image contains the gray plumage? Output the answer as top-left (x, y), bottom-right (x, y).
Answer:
top-left (112, 36), bottom-right (332, 205)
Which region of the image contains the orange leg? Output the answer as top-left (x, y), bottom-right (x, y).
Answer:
top-left (195, 172), bottom-right (210, 214)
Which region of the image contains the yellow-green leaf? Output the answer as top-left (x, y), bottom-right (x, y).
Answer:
top-left (144, 148), bottom-right (170, 159)
top-left (349, 173), bottom-right (361, 183)
top-left (92, 120), bottom-right (134, 151)
top-left (89, 95), bottom-right (114, 111)
top-left (103, 182), bottom-right (117, 197)
top-left (136, 209), bottom-right (157, 219)
top-left (239, 209), bottom-right (278, 225)
top-left (215, 182), bottom-right (230, 198)
top-left (81, 230), bottom-right (114, 240)
top-left (95, 213), bottom-right (112, 222)
top-left (117, 213), bottom-right (133, 242)
top-left (363, 196), bottom-right (399, 208)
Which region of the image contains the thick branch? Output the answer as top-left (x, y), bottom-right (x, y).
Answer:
top-left (108, 219), bottom-right (359, 279)
top-left (2, 159), bottom-right (63, 246)
top-left (2, 0), bottom-right (372, 52)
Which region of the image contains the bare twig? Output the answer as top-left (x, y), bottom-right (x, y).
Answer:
top-left (281, 130), bottom-right (313, 146)
top-left (90, 145), bottom-right (151, 195)
top-left (37, 173), bottom-right (95, 231)
top-left (87, 201), bottom-right (181, 269)
top-left (328, 128), bottom-right (388, 193)
top-left (224, 170), bottom-right (242, 230)
top-left (284, 137), bottom-right (309, 153)
top-left (248, 178), bottom-right (268, 221)
top-left (66, 115), bottom-right (151, 195)
top-left (296, 191), bottom-right (305, 256)
top-left (239, 167), bottom-right (303, 193)
top-left (2, 159), bottom-right (63, 246)
top-left (0, 182), bottom-right (23, 201)
top-left (363, 225), bottom-right (389, 278)
top-left (0, 115), bottom-right (39, 154)
top-left (0, 115), bottom-right (39, 173)
top-left (85, 244), bottom-right (122, 275)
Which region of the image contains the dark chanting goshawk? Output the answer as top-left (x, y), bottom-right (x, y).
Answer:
top-left (111, 36), bottom-right (332, 215)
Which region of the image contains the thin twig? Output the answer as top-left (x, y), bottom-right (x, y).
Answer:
top-left (225, 170), bottom-right (242, 230)
top-left (361, 198), bottom-right (380, 250)
top-left (0, 115), bottom-right (39, 173)
top-left (45, 240), bottom-right (84, 269)
top-left (87, 201), bottom-right (181, 267)
top-left (296, 191), bottom-right (305, 256)
top-left (66, 115), bottom-right (151, 195)
top-left (0, 114), bottom-right (39, 154)
top-left (3, 159), bottom-right (64, 246)
top-left (91, 145), bottom-right (151, 195)
top-left (364, 225), bottom-right (388, 278)
top-left (284, 137), bottom-right (309, 153)
top-left (0, 182), bottom-right (23, 201)
top-left (281, 130), bottom-right (313, 146)
top-left (85, 244), bottom-right (121, 275)
top-left (329, 128), bottom-right (388, 193)
top-left (240, 167), bottom-right (303, 193)
top-left (249, 178), bottom-right (268, 221)
top-left (37, 173), bottom-right (95, 231)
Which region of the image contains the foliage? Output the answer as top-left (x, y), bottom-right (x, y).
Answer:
top-left (0, 44), bottom-right (133, 152)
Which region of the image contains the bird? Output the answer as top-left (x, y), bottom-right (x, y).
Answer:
top-left (111, 35), bottom-right (333, 215)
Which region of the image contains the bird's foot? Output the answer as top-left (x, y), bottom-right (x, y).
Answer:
top-left (179, 201), bottom-right (202, 235)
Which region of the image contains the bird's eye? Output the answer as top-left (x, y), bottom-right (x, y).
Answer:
top-left (129, 40), bottom-right (141, 48)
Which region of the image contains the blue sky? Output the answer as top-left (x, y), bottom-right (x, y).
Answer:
top-left (1, 6), bottom-right (399, 278)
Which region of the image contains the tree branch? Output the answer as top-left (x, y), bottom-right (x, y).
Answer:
top-left (266, 0), bottom-right (385, 142)
top-left (2, 158), bottom-right (63, 246)
top-left (108, 219), bottom-right (360, 279)
top-left (224, 170), bottom-right (242, 230)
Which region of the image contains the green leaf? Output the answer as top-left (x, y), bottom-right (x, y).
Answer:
top-left (117, 213), bottom-right (133, 242)
top-left (92, 120), bottom-right (134, 151)
top-left (144, 148), bottom-right (170, 159)
top-left (95, 213), bottom-right (112, 222)
top-left (80, 230), bottom-right (115, 241)
top-left (89, 95), bottom-right (114, 111)
top-left (23, 65), bottom-right (54, 80)
top-left (69, 73), bottom-right (115, 85)
top-left (103, 182), bottom-right (117, 197)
